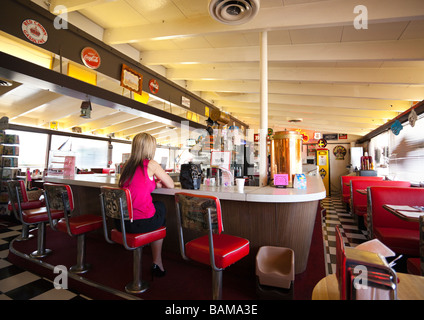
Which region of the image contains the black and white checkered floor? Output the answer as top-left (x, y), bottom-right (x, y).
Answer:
top-left (0, 220), bottom-right (90, 300)
top-left (0, 196), bottom-right (365, 300)
top-left (321, 196), bottom-right (368, 275)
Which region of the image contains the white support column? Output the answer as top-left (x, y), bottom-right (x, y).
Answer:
top-left (259, 31), bottom-right (268, 187)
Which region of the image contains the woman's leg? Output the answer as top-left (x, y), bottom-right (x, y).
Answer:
top-left (151, 238), bottom-right (165, 271)
top-left (151, 201), bottom-right (166, 271)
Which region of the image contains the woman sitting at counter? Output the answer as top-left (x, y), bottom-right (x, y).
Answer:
top-left (118, 132), bottom-right (174, 278)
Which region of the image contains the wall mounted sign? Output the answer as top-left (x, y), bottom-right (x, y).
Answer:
top-left (390, 120), bottom-right (403, 135)
top-left (323, 133), bottom-right (338, 141)
top-left (297, 130), bottom-right (309, 143)
top-left (81, 47), bottom-right (101, 69)
top-left (338, 133), bottom-right (348, 139)
top-left (22, 19), bottom-right (48, 45)
top-left (408, 109), bottom-right (417, 127)
top-left (148, 79), bottom-right (159, 94)
top-left (317, 139), bottom-right (327, 148)
top-left (120, 64), bottom-right (143, 95)
top-left (333, 145), bottom-right (347, 160)
top-left (181, 96), bottom-right (190, 108)
top-left (49, 121), bottom-right (58, 130)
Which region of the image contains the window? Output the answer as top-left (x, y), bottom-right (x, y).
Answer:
top-left (50, 135), bottom-right (108, 170)
top-left (369, 115), bottom-right (424, 184)
top-left (5, 129), bottom-right (48, 170)
top-left (155, 146), bottom-right (173, 170)
top-left (111, 141), bottom-right (131, 165)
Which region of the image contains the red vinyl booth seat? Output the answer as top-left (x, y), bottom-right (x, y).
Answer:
top-left (406, 215), bottom-right (424, 276)
top-left (341, 176), bottom-right (383, 206)
top-left (369, 186), bottom-right (424, 256)
top-left (351, 180), bottom-right (411, 219)
top-left (407, 258), bottom-right (421, 275)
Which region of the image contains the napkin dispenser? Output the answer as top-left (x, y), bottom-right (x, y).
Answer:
top-left (343, 248), bottom-right (397, 300)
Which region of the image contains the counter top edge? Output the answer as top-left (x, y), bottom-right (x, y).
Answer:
top-left (44, 174), bottom-right (326, 203)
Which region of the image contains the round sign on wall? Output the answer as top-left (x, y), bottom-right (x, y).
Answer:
top-left (81, 47), bottom-right (101, 69)
top-left (149, 79), bottom-right (159, 94)
top-left (22, 19), bottom-right (48, 45)
top-left (333, 145), bottom-right (347, 160)
top-left (317, 139), bottom-right (327, 148)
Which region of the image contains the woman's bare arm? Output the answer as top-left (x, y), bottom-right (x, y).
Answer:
top-left (148, 160), bottom-right (175, 189)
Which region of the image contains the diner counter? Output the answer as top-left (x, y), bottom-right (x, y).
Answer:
top-left (44, 174), bottom-right (326, 274)
top-left (44, 174), bottom-right (326, 203)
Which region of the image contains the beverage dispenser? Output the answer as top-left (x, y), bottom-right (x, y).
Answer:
top-left (270, 131), bottom-right (302, 187)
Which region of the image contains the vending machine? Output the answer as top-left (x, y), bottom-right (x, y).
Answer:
top-left (317, 148), bottom-right (330, 196)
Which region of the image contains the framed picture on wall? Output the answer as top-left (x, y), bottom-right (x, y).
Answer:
top-left (120, 64), bottom-right (143, 95)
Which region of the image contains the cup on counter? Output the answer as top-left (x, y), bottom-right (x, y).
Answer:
top-left (210, 177), bottom-right (216, 186)
top-left (236, 178), bottom-right (245, 192)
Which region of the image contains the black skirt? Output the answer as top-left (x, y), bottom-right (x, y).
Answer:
top-left (114, 200), bottom-right (166, 234)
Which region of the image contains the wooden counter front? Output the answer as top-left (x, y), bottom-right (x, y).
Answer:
top-left (45, 174), bottom-right (326, 274)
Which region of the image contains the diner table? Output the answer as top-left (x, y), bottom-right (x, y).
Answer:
top-left (312, 272), bottom-right (424, 300)
top-left (383, 204), bottom-right (424, 222)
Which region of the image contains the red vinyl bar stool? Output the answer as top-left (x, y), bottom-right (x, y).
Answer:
top-left (7, 180), bottom-right (62, 258)
top-left (6, 180), bottom-right (45, 241)
top-left (99, 186), bottom-right (166, 294)
top-left (175, 192), bottom-right (250, 300)
top-left (44, 183), bottom-right (103, 274)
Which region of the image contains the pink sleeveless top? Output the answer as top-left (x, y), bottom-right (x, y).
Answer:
top-left (123, 159), bottom-right (156, 220)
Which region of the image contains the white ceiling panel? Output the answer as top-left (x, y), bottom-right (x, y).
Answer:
top-left (1, 0), bottom-right (422, 141)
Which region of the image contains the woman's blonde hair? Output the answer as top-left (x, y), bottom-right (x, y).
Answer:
top-left (119, 132), bottom-right (156, 187)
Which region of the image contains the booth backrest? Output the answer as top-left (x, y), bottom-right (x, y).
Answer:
top-left (351, 180), bottom-right (411, 211)
top-left (341, 176), bottom-right (383, 203)
top-left (369, 186), bottom-right (423, 231)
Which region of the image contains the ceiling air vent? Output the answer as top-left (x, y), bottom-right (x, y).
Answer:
top-left (208, 0), bottom-right (260, 25)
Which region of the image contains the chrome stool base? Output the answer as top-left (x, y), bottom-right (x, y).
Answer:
top-left (70, 263), bottom-right (90, 274)
top-left (30, 248), bottom-right (52, 259)
top-left (30, 223), bottom-right (50, 258)
top-left (15, 234), bottom-right (34, 242)
top-left (69, 234), bottom-right (90, 274)
top-left (125, 281), bottom-right (149, 294)
top-left (15, 225), bottom-right (34, 242)
top-left (125, 247), bottom-right (149, 294)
